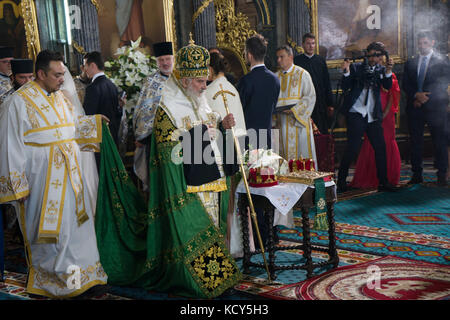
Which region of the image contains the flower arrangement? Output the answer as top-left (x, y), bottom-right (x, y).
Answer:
top-left (104, 36), bottom-right (157, 111)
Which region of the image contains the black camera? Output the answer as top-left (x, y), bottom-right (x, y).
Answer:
top-left (347, 49), bottom-right (390, 105)
top-left (362, 56), bottom-right (378, 87)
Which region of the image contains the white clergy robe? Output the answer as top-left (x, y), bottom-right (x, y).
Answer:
top-left (205, 75), bottom-right (247, 137)
top-left (273, 65), bottom-right (317, 230)
top-left (205, 76), bottom-right (247, 255)
top-left (0, 81), bottom-right (107, 298)
top-left (275, 65), bottom-right (317, 164)
top-left (0, 73), bottom-right (12, 97)
top-left (0, 87), bottom-right (14, 108)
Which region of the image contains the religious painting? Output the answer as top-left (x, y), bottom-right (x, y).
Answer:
top-left (236, 0), bottom-right (258, 31)
top-left (0, 0), bottom-right (28, 58)
top-left (97, 0), bottom-right (172, 60)
top-left (312, 0), bottom-right (404, 68)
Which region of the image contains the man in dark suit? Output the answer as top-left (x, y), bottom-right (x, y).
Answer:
top-left (337, 42), bottom-right (397, 193)
top-left (83, 51), bottom-right (122, 143)
top-left (402, 31), bottom-right (450, 186)
top-left (294, 33), bottom-right (334, 134)
top-left (83, 51), bottom-right (122, 169)
top-left (237, 34), bottom-right (280, 151)
top-left (237, 34), bottom-right (280, 249)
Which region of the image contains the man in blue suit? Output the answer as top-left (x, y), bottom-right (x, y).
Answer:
top-left (402, 31), bottom-right (450, 186)
top-left (237, 34), bottom-right (280, 248)
top-left (237, 34), bottom-right (280, 151)
top-left (337, 42), bottom-right (397, 193)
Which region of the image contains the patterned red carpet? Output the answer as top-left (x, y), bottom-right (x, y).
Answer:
top-left (1, 161), bottom-right (447, 300)
top-left (260, 256), bottom-right (450, 300)
top-left (0, 270), bottom-right (128, 300)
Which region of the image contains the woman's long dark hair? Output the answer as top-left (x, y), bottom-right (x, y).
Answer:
top-left (209, 52), bottom-right (226, 76)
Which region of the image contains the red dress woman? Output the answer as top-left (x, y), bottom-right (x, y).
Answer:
top-left (350, 73), bottom-right (401, 188)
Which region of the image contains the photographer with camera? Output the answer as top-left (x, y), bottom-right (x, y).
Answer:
top-left (336, 42), bottom-right (398, 193)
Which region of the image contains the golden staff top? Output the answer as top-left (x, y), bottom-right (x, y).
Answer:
top-left (213, 83), bottom-right (273, 281)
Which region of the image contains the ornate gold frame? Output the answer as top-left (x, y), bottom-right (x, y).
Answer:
top-left (214, 0), bottom-right (257, 74)
top-left (189, 0), bottom-right (260, 74)
top-left (254, 0), bottom-right (271, 26)
top-left (309, 0), bottom-right (403, 132)
top-left (20, 0), bottom-right (106, 61)
top-left (310, 0), bottom-right (406, 69)
top-left (20, 0), bottom-right (41, 61)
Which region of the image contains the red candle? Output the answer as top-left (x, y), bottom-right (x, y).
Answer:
top-left (305, 159), bottom-right (311, 171)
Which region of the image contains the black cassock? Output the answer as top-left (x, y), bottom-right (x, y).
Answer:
top-left (294, 54), bottom-right (333, 134)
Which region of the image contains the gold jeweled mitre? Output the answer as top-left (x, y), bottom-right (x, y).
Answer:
top-left (174, 33), bottom-right (210, 79)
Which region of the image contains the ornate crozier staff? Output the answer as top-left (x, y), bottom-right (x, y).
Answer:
top-left (213, 83), bottom-right (272, 281)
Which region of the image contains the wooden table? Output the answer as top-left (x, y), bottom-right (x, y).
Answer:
top-left (237, 185), bottom-right (339, 280)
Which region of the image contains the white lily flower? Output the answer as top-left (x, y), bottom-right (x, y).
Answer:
top-left (130, 36), bottom-right (142, 50)
top-left (104, 35), bottom-right (159, 105)
top-left (115, 46), bottom-right (127, 56)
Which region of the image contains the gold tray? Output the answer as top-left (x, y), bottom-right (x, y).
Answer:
top-left (278, 171), bottom-right (334, 185)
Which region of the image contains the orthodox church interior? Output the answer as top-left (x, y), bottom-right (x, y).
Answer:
top-left (0, 0), bottom-right (449, 305)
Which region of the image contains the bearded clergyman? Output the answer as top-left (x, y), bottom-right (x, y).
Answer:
top-left (132, 42), bottom-right (174, 191)
top-left (96, 37), bottom-right (242, 298)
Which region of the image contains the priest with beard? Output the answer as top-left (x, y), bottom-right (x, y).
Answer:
top-left (0, 59), bottom-right (34, 106)
top-left (95, 36), bottom-right (242, 298)
top-left (132, 41), bottom-right (174, 192)
top-left (294, 33), bottom-right (334, 134)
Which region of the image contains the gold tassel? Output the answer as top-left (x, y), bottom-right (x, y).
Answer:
top-left (313, 212), bottom-right (328, 231)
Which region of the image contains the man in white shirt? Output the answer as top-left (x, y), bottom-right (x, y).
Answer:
top-left (336, 42), bottom-right (397, 193)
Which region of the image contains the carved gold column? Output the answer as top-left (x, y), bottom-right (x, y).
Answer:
top-left (214, 0), bottom-right (257, 73)
top-left (163, 0), bottom-right (177, 51)
top-left (21, 0), bottom-right (41, 61)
